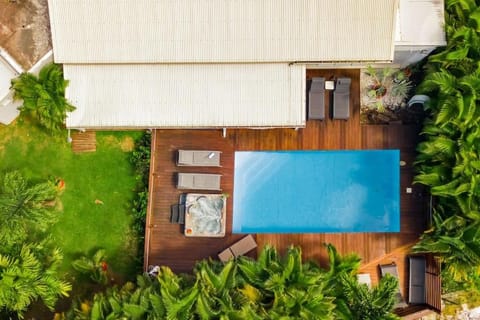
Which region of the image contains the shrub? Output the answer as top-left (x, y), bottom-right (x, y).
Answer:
top-left (130, 131), bottom-right (151, 267)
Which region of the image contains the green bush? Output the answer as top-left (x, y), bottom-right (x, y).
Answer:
top-left (72, 249), bottom-right (109, 285)
top-left (62, 244), bottom-right (399, 320)
top-left (130, 131), bottom-right (151, 267)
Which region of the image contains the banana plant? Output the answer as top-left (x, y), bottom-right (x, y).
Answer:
top-left (11, 63), bottom-right (76, 133)
top-left (71, 249), bottom-right (109, 285)
top-left (413, 212), bottom-right (480, 283)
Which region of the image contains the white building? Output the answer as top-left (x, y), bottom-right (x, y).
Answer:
top-left (47, 0), bottom-right (445, 129)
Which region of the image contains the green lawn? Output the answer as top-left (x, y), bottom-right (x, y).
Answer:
top-left (0, 121), bottom-right (142, 282)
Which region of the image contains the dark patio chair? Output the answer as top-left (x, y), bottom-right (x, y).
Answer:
top-left (333, 77), bottom-right (351, 120)
top-left (408, 255), bottom-right (426, 304)
top-left (308, 77), bottom-right (325, 120)
top-left (170, 203), bottom-right (186, 224)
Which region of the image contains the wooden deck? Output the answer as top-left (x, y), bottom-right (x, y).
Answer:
top-left (145, 69), bottom-right (429, 281)
top-left (71, 130), bottom-right (97, 153)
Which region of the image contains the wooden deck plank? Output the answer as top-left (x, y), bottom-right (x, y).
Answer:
top-left (145, 69), bottom-right (427, 278)
top-left (71, 130), bottom-right (96, 153)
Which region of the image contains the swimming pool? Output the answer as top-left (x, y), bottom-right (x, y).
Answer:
top-left (232, 150), bottom-right (400, 233)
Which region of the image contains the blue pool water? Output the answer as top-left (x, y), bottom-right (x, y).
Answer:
top-left (232, 150), bottom-right (400, 233)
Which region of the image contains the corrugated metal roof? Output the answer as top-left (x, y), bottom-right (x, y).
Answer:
top-left (65, 63), bottom-right (305, 129)
top-left (49, 0), bottom-right (397, 63)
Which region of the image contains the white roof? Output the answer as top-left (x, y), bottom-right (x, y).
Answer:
top-left (395, 0), bottom-right (446, 46)
top-left (49, 0), bottom-right (397, 63)
top-left (65, 63), bottom-right (305, 129)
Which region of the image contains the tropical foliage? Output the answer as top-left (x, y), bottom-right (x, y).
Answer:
top-left (11, 63), bottom-right (75, 132)
top-left (60, 244), bottom-right (399, 319)
top-left (0, 171), bottom-right (57, 248)
top-left (0, 243), bottom-right (71, 318)
top-left (340, 274), bottom-right (399, 320)
top-left (130, 131), bottom-right (151, 268)
top-left (413, 0), bottom-right (480, 290)
top-left (0, 171), bottom-right (71, 318)
top-left (362, 66), bottom-right (412, 112)
top-left (72, 249), bottom-right (110, 285)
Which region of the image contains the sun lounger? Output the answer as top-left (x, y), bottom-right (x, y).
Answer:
top-left (177, 150), bottom-right (221, 167)
top-left (379, 263), bottom-right (408, 308)
top-left (308, 77), bottom-right (325, 120)
top-left (333, 77), bottom-right (351, 120)
top-left (357, 273), bottom-right (372, 288)
top-left (218, 234), bottom-right (257, 262)
top-left (408, 255), bottom-right (426, 304)
top-left (177, 173), bottom-right (222, 190)
top-left (218, 247), bottom-right (235, 262)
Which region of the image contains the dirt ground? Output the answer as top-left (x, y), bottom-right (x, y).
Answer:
top-left (0, 0), bottom-right (51, 70)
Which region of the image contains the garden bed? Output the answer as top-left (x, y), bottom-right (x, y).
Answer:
top-left (360, 67), bottom-right (425, 125)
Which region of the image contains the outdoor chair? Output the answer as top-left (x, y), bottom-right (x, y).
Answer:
top-left (379, 262), bottom-right (408, 309)
top-left (408, 255), bottom-right (426, 304)
top-left (357, 273), bottom-right (372, 288)
top-left (177, 150), bottom-right (221, 167)
top-left (170, 204), bottom-right (186, 224)
top-left (308, 77), bottom-right (325, 120)
top-left (333, 77), bottom-right (351, 120)
top-left (177, 173), bottom-right (222, 190)
top-left (218, 234), bottom-right (257, 262)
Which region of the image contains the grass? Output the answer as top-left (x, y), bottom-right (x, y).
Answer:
top-left (0, 121), bottom-right (142, 283)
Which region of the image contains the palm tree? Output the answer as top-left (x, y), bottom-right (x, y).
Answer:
top-left (11, 63), bottom-right (75, 132)
top-left (340, 274), bottom-right (399, 320)
top-left (0, 171), bottom-right (58, 250)
top-left (237, 245), bottom-right (336, 319)
top-left (413, 213), bottom-right (480, 283)
top-left (0, 172), bottom-right (70, 318)
top-left (322, 243), bottom-right (362, 319)
top-left (194, 259), bottom-right (241, 318)
top-left (0, 243), bottom-right (71, 319)
top-left (157, 266), bottom-right (198, 320)
top-left (62, 244), bottom-right (412, 319)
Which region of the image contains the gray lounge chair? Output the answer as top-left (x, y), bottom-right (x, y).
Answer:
top-left (308, 77), bottom-right (325, 120)
top-left (177, 173), bottom-right (221, 190)
top-left (379, 263), bottom-right (408, 308)
top-left (333, 77), bottom-right (351, 120)
top-left (177, 150), bottom-right (221, 167)
top-left (408, 255), bottom-right (426, 304)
